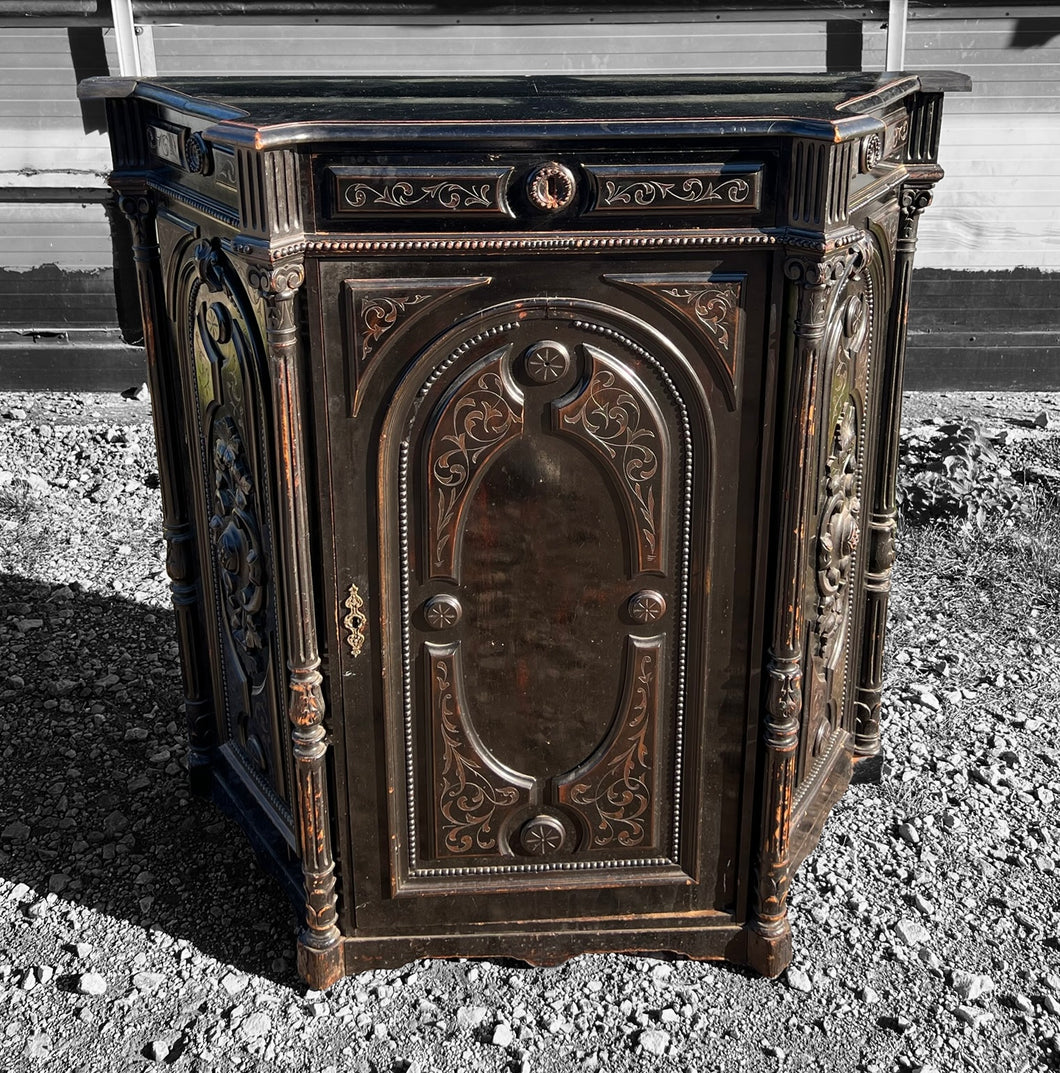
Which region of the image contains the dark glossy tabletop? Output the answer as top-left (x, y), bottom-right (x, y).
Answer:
top-left (79, 71), bottom-right (968, 147)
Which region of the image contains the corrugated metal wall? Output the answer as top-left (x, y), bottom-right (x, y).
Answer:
top-left (874, 8), bottom-right (1060, 272)
top-left (0, 27), bottom-right (114, 271)
top-left (147, 18), bottom-right (839, 76)
top-left (2, 6), bottom-right (1058, 387)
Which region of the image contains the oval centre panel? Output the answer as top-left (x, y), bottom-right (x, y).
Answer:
top-left (460, 433), bottom-right (629, 780)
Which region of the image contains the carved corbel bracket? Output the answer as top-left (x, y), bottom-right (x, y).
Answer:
top-left (245, 259), bottom-right (306, 342)
top-left (900, 184), bottom-right (934, 221)
top-left (115, 188), bottom-right (159, 261)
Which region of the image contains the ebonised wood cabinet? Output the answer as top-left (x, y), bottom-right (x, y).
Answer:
top-left (82, 71), bottom-right (965, 988)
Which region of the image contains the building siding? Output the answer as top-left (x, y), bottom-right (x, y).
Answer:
top-left (1, 7), bottom-right (1057, 388)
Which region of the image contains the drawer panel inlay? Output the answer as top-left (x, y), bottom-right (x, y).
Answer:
top-left (329, 165), bottom-right (514, 217)
top-left (586, 164), bottom-right (763, 214)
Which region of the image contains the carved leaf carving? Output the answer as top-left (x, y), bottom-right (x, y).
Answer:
top-left (431, 647), bottom-right (527, 856)
top-left (428, 347), bottom-right (523, 578)
top-left (561, 639), bottom-right (661, 848)
top-left (556, 346), bottom-right (667, 574)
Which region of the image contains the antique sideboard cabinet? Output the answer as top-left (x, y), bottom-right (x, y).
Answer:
top-left (82, 72), bottom-right (965, 988)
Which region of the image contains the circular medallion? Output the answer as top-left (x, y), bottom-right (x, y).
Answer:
top-left (524, 341), bottom-right (571, 384)
top-left (862, 132), bottom-right (883, 172)
top-left (185, 132), bottom-right (212, 176)
top-left (518, 815), bottom-right (566, 856)
top-left (206, 302), bottom-right (232, 345)
top-left (628, 590), bottom-right (667, 624)
top-left (527, 162), bottom-right (576, 212)
top-left (843, 294), bottom-right (867, 352)
top-left (424, 594), bottom-right (462, 630)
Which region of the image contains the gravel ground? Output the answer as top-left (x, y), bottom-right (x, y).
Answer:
top-left (1, 388), bottom-right (1059, 1073)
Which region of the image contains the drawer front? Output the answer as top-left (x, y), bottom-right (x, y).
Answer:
top-left (317, 153), bottom-right (773, 232)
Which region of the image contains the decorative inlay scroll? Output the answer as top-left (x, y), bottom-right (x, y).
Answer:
top-left (429, 644), bottom-right (530, 856)
top-left (587, 164), bottom-right (762, 213)
top-left (209, 416), bottom-right (267, 679)
top-left (330, 166), bottom-right (513, 217)
top-left (558, 637), bottom-right (662, 848)
top-left (555, 345), bottom-right (668, 574)
top-left (343, 277), bottom-right (491, 415)
top-left (605, 273), bottom-right (744, 407)
top-left (343, 583), bottom-right (366, 658)
top-left (428, 345), bottom-right (524, 579)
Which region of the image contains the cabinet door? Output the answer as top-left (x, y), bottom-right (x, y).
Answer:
top-left (317, 258), bottom-right (771, 934)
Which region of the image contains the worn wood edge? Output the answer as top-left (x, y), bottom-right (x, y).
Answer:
top-left (339, 922), bottom-right (748, 975)
top-left (787, 731), bottom-right (855, 878)
top-left (210, 751), bottom-right (305, 914)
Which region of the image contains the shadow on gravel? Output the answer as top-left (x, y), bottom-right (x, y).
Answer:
top-left (0, 572), bottom-right (302, 988)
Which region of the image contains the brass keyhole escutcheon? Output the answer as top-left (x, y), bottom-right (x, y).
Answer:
top-left (344, 583), bottom-right (366, 657)
top-left (527, 162), bottom-right (576, 212)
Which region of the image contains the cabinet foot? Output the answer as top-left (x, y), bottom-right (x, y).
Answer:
top-left (296, 932), bottom-right (344, 991)
top-left (850, 750), bottom-right (884, 785)
top-left (186, 751), bottom-right (214, 798)
top-left (745, 922), bottom-right (793, 978)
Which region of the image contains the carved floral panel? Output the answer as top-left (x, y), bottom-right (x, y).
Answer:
top-left (380, 301), bottom-right (700, 883)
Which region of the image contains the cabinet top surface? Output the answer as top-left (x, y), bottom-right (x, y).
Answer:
top-left (81, 71), bottom-right (968, 148)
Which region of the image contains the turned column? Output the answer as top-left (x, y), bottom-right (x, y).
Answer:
top-left (747, 249), bottom-right (852, 975)
top-left (853, 181), bottom-right (935, 757)
top-left (247, 258), bottom-right (343, 989)
top-left (116, 186), bottom-right (216, 794)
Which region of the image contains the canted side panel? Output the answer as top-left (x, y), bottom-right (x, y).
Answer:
top-left (168, 228), bottom-right (295, 834)
top-left (797, 241), bottom-right (876, 792)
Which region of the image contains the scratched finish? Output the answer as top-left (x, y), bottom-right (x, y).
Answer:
top-left (461, 435), bottom-right (626, 779)
top-left (90, 70), bottom-right (963, 988)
